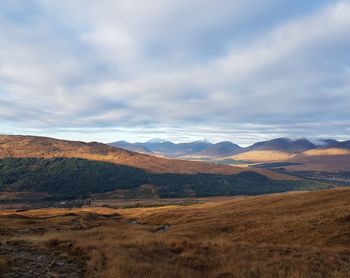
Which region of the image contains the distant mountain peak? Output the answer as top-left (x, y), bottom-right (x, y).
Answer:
top-left (284, 136), bottom-right (306, 142)
top-left (146, 138), bottom-right (169, 143)
top-left (311, 138), bottom-right (339, 147)
top-left (246, 137), bottom-right (316, 153)
top-left (192, 139), bottom-right (212, 144)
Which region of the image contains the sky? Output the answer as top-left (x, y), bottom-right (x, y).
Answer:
top-left (0, 0), bottom-right (350, 145)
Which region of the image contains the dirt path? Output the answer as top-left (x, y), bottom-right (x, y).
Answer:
top-left (0, 241), bottom-right (85, 278)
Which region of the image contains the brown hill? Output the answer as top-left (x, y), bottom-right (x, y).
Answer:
top-left (231, 150), bottom-right (296, 162)
top-left (229, 146), bottom-right (350, 172)
top-left (286, 148), bottom-right (350, 171)
top-left (0, 135), bottom-right (296, 180)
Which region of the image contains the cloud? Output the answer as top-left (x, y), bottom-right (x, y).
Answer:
top-left (0, 0), bottom-right (349, 144)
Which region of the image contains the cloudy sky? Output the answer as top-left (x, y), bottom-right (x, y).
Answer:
top-left (1, 0), bottom-right (350, 145)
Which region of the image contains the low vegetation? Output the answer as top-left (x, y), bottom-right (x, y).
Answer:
top-left (0, 188), bottom-right (350, 277)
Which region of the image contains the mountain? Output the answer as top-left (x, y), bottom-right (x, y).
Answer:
top-left (111, 137), bottom-right (319, 159)
top-left (311, 139), bottom-right (350, 149)
top-left (109, 139), bottom-right (215, 157)
top-left (245, 137), bottom-right (316, 153)
top-left (227, 138), bottom-right (350, 172)
top-left (231, 137), bottom-right (316, 163)
top-left (315, 139), bottom-right (340, 148)
top-left (336, 140), bottom-right (350, 149)
top-left (110, 139), bottom-right (243, 158)
top-left (139, 140), bottom-right (213, 157)
top-left (197, 141), bottom-right (242, 157)
top-left (109, 141), bottom-right (153, 154)
top-left (109, 137), bottom-right (350, 171)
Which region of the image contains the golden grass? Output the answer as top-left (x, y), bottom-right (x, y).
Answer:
top-left (1, 188), bottom-right (350, 277)
top-left (288, 153), bottom-right (350, 171)
top-left (228, 148), bottom-right (350, 172)
top-left (303, 148), bottom-right (350, 156)
top-left (232, 150), bottom-right (295, 162)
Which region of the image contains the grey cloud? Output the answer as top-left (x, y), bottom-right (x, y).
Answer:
top-left (0, 0), bottom-right (349, 143)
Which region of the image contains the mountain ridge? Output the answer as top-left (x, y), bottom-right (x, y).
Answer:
top-left (0, 135), bottom-right (294, 180)
top-left (109, 137), bottom-right (350, 159)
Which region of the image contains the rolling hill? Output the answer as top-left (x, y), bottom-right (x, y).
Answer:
top-left (230, 137), bottom-right (317, 163)
top-left (285, 148), bottom-right (350, 171)
top-left (226, 138), bottom-right (350, 173)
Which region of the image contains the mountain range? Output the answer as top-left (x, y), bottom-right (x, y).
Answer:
top-left (109, 137), bottom-right (350, 156)
top-left (0, 135), bottom-right (288, 178)
top-left (109, 137), bottom-right (350, 172)
top-left (2, 135), bottom-right (322, 200)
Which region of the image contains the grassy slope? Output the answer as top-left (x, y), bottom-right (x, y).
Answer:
top-left (287, 150), bottom-right (350, 171)
top-left (1, 188), bottom-right (350, 277)
top-left (231, 150), bottom-right (296, 162)
top-left (228, 146), bottom-right (350, 172)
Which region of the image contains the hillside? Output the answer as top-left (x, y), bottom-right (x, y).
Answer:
top-left (1, 188), bottom-right (350, 277)
top-left (231, 150), bottom-right (295, 162)
top-left (0, 157), bottom-right (328, 199)
top-left (226, 139), bottom-right (350, 172)
top-left (196, 141), bottom-right (242, 157)
top-left (233, 147), bottom-right (350, 172)
top-left (0, 135), bottom-right (295, 180)
top-left (286, 149), bottom-right (350, 171)
top-left (228, 138), bottom-right (316, 163)
top-left (244, 137), bottom-right (316, 153)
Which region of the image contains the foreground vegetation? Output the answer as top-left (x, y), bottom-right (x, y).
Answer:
top-left (0, 158), bottom-right (332, 199)
top-left (0, 188), bottom-right (350, 277)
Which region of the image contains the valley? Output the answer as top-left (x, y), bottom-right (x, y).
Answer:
top-left (112, 137), bottom-right (350, 186)
top-left (2, 135), bottom-right (327, 203)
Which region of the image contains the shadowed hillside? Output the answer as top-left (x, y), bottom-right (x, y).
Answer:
top-left (0, 157), bottom-right (328, 199)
